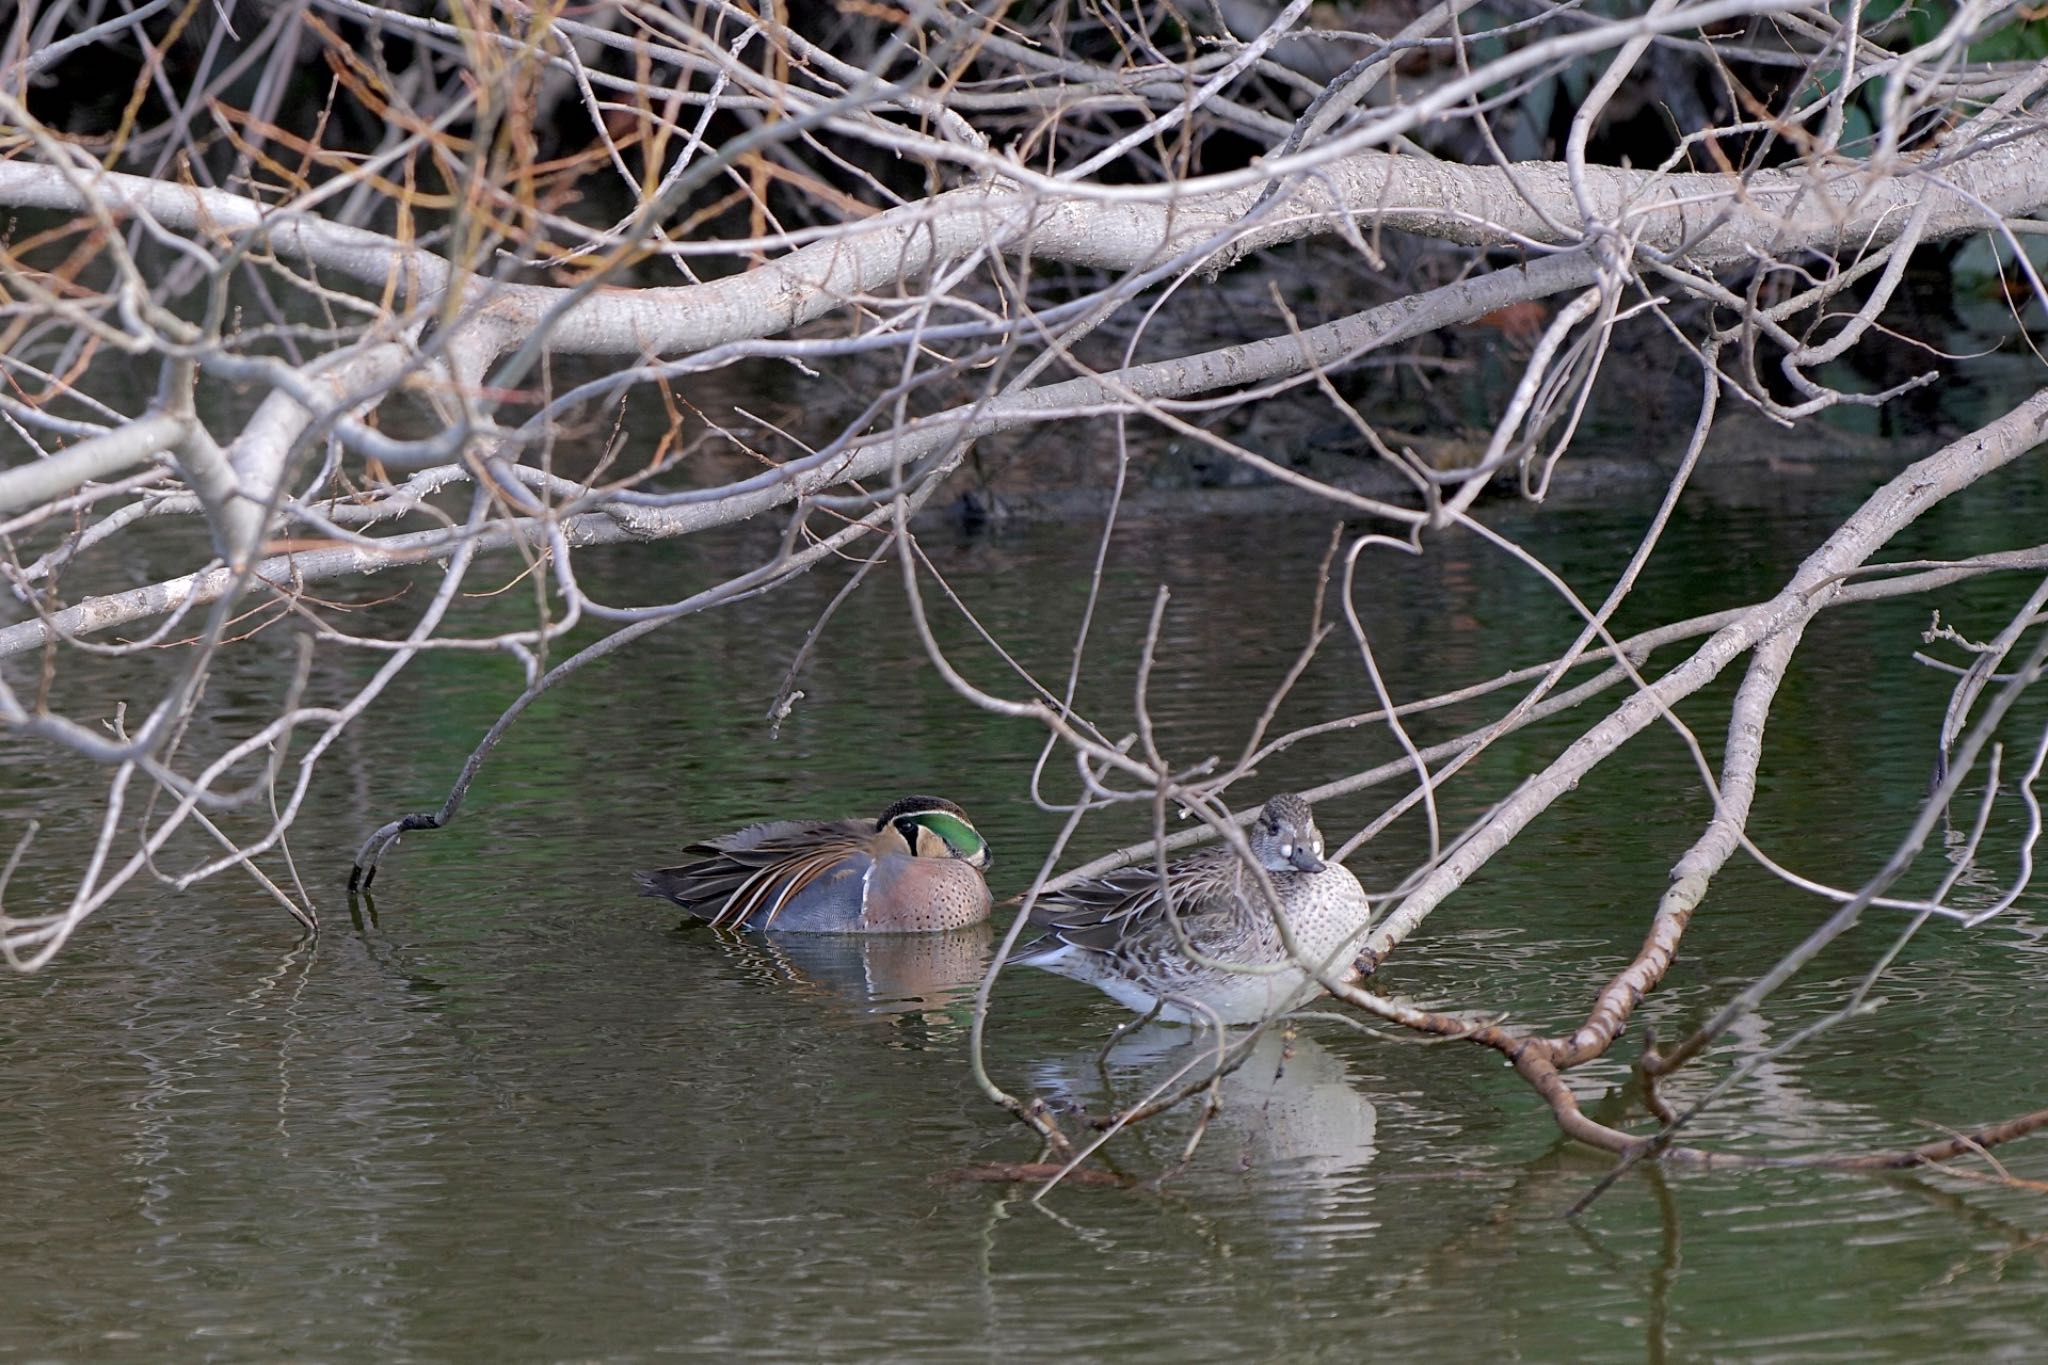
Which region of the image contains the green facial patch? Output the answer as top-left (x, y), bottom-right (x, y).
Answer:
top-left (912, 811), bottom-right (986, 860)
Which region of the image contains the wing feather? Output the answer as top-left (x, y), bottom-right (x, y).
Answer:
top-left (1026, 848), bottom-right (1243, 952)
top-left (638, 818), bottom-right (875, 928)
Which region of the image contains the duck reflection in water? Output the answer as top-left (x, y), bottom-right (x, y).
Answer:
top-left (687, 921), bottom-right (996, 1038)
top-left (1031, 1026), bottom-right (1378, 1188)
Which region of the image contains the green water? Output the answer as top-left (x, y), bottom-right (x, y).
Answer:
top-left (4, 461), bottom-right (2047, 1360)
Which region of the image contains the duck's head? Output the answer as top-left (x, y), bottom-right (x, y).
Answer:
top-left (879, 795), bottom-right (994, 871)
top-left (1249, 793), bottom-right (1325, 873)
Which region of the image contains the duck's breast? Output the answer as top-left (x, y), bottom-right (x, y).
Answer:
top-left (856, 854), bottom-right (993, 932)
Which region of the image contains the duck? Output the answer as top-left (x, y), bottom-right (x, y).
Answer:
top-left (637, 795), bottom-right (994, 933)
top-left (1013, 793), bottom-right (1370, 1025)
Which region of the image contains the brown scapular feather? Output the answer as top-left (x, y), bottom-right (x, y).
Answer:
top-left (637, 818), bottom-right (881, 928)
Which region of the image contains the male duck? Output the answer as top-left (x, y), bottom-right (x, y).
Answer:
top-left (1014, 793), bottom-right (1369, 1025)
top-left (637, 795), bottom-right (994, 933)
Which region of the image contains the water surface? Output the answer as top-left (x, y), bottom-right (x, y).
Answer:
top-left (4, 459), bottom-right (2047, 1360)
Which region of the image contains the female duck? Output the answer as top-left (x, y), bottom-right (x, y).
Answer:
top-left (1015, 794), bottom-right (1369, 1025)
top-left (638, 795), bottom-right (994, 933)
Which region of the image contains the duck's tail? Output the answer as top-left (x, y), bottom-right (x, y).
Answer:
top-left (635, 867), bottom-right (703, 909)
